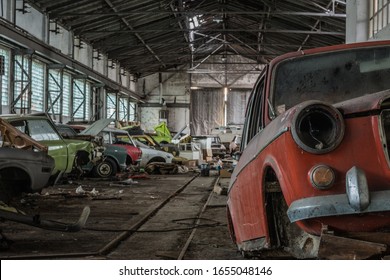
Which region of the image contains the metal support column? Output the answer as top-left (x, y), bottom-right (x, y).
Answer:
top-left (90, 83), bottom-right (104, 122)
top-left (0, 55), bottom-right (4, 115)
top-left (46, 64), bottom-right (65, 123)
top-left (118, 95), bottom-right (129, 122)
top-left (11, 49), bottom-right (33, 114)
top-left (71, 75), bottom-right (87, 122)
top-left (106, 91), bottom-right (117, 119)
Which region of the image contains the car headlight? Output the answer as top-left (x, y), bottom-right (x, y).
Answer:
top-left (309, 164), bottom-right (335, 189)
top-left (291, 101), bottom-right (344, 154)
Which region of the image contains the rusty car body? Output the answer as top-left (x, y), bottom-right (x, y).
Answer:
top-left (227, 40), bottom-right (390, 259)
top-left (0, 118), bottom-right (90, 233)
top-left (0, 114), bottom-right (99, 180)
top-left (0, 117), bottom-right (54, 200)
top-left (56, 122), bottom-right (129, 178)
top-left (79, 119), bottom-right (142, 167)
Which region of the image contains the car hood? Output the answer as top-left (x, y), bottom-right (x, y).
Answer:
top-left (277, 89), bottom-right (390, 129)
top-left (333, 89), bottom-right (390, 116)
top-left (79, 119), bottom-right (114, 136)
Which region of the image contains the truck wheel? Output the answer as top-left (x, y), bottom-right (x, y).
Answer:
top-left (93, 158), bottom-right (117, 178)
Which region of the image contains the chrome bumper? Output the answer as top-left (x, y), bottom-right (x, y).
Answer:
top-left (287, 166), bottom-right (390, 222)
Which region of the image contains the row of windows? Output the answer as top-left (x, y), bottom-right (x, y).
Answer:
top-left (0, 48), bottom-right (10, 106)
top-left (370, 0), bottom-right (390, 37)
top-left (0, 46), bottom-right (136, 122)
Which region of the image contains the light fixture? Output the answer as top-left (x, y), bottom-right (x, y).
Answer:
top-left (213, 16), bottom-right (223, 23)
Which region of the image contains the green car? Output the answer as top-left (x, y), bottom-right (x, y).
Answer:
top-left (56, 122), bottom-right (128, 178)
top-left (1, 115), bottom-right (97, 179)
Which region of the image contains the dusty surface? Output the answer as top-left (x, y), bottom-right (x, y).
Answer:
top-left (0, 172), bottom-right (243, 260)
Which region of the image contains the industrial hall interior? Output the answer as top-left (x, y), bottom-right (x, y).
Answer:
top-left (2, 0), bottom-right (390, 261)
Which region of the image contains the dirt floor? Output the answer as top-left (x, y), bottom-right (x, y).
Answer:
top-left (0, 171), bottom-right (243, 260)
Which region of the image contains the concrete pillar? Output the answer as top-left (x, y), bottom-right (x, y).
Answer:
top-left (346, 0), bottom-right (369, 43)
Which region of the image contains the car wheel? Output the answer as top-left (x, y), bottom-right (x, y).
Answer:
top-left (93, 158), bottom-right (117, 178)
top-left (0, 168), bottom-right (29, 203)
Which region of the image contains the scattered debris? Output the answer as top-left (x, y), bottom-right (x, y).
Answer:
top-left (177, 165), bottom-right (189, 173)
top-left (109, 178), bottom-right (139, 187)
top-left (144, 162), bottom-right (179, 175)
top-left (75, 186), bottom-right (86, 194)
top-left (318, 226), bottom-right (390, 259)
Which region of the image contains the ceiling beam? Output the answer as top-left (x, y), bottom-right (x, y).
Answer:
top-left (79, 28), bottom-right (345, 36)
top-left (0, 20), bottom-right (141, 100)
top-left (51, 11), bottom-right (347, 17)
top-left (103, 0), bottom-right (166, 68)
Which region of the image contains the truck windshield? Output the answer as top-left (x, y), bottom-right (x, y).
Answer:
top-left (272, 45), bottom-right (390, 115)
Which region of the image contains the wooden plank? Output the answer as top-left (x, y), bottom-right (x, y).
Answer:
top-left (343, 232), bottom-right (390, 251)
top-left (318, 233), bottom-right (387, 259)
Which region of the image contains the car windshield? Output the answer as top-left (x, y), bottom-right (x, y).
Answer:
top-left (272, 45), bottom-right (390, 115)
top-left (116, 134), bottom-right (135, 146)
top-left (136, 136), bottom-right (153, 146)
top-left (11, 119), bottom-right (61, 141)
top-left (134, 140), bottom-right (150, 149)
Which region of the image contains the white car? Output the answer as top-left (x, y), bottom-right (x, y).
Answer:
top-left (134, 140), bottom-right (173, 167)
top-left (210, 125), bottom-right (243, 144)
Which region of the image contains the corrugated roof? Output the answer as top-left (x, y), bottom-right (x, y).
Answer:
top-left (26, 0), bottom-right (346, 77)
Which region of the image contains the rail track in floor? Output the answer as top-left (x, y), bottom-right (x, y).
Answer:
top-left (0, 174), bottom-right (241, 260)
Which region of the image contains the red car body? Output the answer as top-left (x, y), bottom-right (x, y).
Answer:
top-left (71, 121), bottom-right (142, 166)
top-left (101, 127), bottom-right (142, 166)
top-left (227, 40), bottom-right (390, 259)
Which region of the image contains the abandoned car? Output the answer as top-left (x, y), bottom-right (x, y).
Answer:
top-left (0, 118), bottom-right (90, 232)
top-left (131, 133), bottom-right (180, 156)
top-left (56, 122), bottom-right (129, 178)
top-left (0, 114), bottom-right (99, 180)
top-left (0, 118), bottom-right (55, 201)
top-left (227, 40), bottom-right (390, 259)
top-left (192, 135), bottom-right (227, 158)
top-left (80, 120), bottom-right (142, 167)
top-left (133, 140), bottom-right (174, 168)
top-left (211, 125), bottom-right (243, 147)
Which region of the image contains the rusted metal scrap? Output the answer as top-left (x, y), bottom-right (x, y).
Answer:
top-left (144, 162), bottom-right (178, 175)
top-left (0, 117), bottom-right (47, 152)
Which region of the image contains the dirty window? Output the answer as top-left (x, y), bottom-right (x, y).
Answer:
top-left (272, 46), bottom-right (390, 114)
top-left (10, 119), bottom-right (60, 141)
top-left (27, 119), bottom-right (60, 141)
top-left (116, 134), bottom-right (135, 146)
top-left (57, 126), bottom-right (76, 137)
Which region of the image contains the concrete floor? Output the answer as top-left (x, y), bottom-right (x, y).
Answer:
top-left (0, 172), bottom-right (243, 260)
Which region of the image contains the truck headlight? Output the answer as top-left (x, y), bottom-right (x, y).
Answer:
top-left (291, 101), bottom-right (344, 154)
